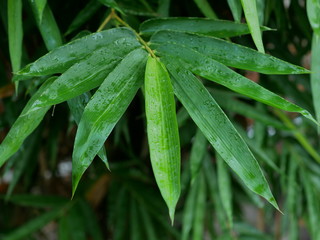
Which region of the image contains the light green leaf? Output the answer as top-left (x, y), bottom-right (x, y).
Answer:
top-left (307, 0), bottom-right (320, 33)
top-left (150, 31), bottom-right (309, 74)
top-left (30, 37), bottom-right (141, 108)
top-left (189, 129), bottom-right (207, 184)
top-left (164, 60), bottom-right (279, 210)
top-left (29, 1), bottom-right (63, 51)
top-left (217, 154), bottom-right (233, 228)
top-left (240, 0), bottom-right (265, 53)
top-left (140, 18), bottom-right (269, 38)
top-left (72, 48), bottom-right (147, 196)
top-left (33, 0), bottom-right (47, 22)
top-left (193, 0), bottom-right (217, 19)
top-left (145, 56), bottom-right (180, 223)
top-left (153, 43), bottom-right (316, 124)
top-left (227, 0), bottom-right (242, 22)
top-left (17, 28), bottom-right (136, 76)
top-left (0, 77), bottom-right (56, 167)
top-left (310, 33), bottom-right (320, 128)
top-left (8, 0), bottom-right (23, 73)
top-left (68, 93), bottom-right (109, 169)
top-left (65, 0), bottom-right (102, 36)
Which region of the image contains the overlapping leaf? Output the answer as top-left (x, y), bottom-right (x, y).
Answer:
top-left (145, 56), bottom-right (180, 223)
top-left (72, 48), bottom-right (147, 195)
top-left (140, 18), bottom-right (269, 38)
top-left (150, 30), bottom-right (309, 74)
top-left (164, 59), bottom-right (279, 210)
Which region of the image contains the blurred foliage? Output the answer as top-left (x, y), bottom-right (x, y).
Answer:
top-left (0, 0), bottom-right (319, 239)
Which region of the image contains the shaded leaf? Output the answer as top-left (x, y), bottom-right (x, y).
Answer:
top-left (33, 0), bottom-right (47, 22)
top-left (193, 0), bottom-right (217, 19)
top-left (227, 0), bottom-right (242, 22)
top-left (145, 56), bottom-right (180, 223)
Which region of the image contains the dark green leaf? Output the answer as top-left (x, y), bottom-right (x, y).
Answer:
top-left (72, 48), bottom-right (147, 195)
top-left (193, 0), bottom-right (217, 19)
top-left (227, 0), bottom-right (242, 22)
top-left (164, 60), bottom-right (279, 210)
top-left (150, 30), bottom-right (309, 74)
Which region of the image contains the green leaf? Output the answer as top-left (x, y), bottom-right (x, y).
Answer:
top-left (307, 0), bottom-right (320, 33)
top-left (193, 0), bottom-right (217, 19)
top-left (150, 31), bottom-right (309, 74)
top-left (2, 194), bottom-right (68, 208)
top-left (72, 48), bottom-right (147, 196)
top-left (189, 129), bottom-right (207, 184)
top-left (17, 28), bottom-right (136, 76)
top-left (153, 43), bottom-right (316, 124)
top-left (30, 37), bottom-right (141, 108)
top-left (33, 0), bottom-right (47, 22)
top-left (240, 0), bottom-right (265, 53)
top-left (67, 93), bottom-right (109, 168)
top-left (0, 77), bottom-right (56, 167)
top-left (227, 0), bottom-right (242, 22)
top-left (98, 0), bottom-right (124, 14)
top-left (29, 1), bottom-right (63, 51)
top-left (310, 33), bottom-right (320, 128)
top-left (145, 56), bottom-right (180, 223)
top-left (140, 18), bottom-right (269, 38)
top-left (2, 204), bottom-right (69, 240)
top-left (8, 0), bottom-right (23, 73)
top-left (164, 60), bottom-right (279, 210)
top-left (65, 0), bottom-right (102, 36)
top-left (217, 154), bottom-right (233, 228)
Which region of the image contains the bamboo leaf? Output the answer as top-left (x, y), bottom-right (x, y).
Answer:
top-left (190, 129), bottom-right (207, 184)
top-left (150, 31), bottom-right (309, 74)
top-left (164, 60), bottom-right (279, 210)
top-left (98, 0), bottom-right (124, 14)
top-left (217, 154), bottom-right (233, 228)
top-left (145, 56), bottom-right (180, 223)
top-left (227, 0), bottom-right (242, 22)
top-left (153, 43), bottom-right (317, 124)
top-left (65, 0), bottom-right (102, 36)
top-left (240, 0), bottom-right (265, 53)
top-left (29, 37), bottom-right (140, 108)
top-left (29, 1), bottom-right (63, 51)
top-left (193, 0), bottom-right (217, 19)
top-left (34, 0), bottom-right (47, 22)
top-left (140, 18), bottom-right (270, 38)
top-left (0, 77), bottom-right (56, 167)
top-left (307, 0), bottom-right (320, 33)
top-left (8, 0), bottom-right (23, 73)
top-left (17, 28), bottom-right (136, 76)
top-left (72, 48), bottom-right (147, 196)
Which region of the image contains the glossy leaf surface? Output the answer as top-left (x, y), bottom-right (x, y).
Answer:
top-left (72, 48), bottom-right (147, 195)
top-left (140, 18), bottom-right (268, 37)
top-left (145, 56), bottom-right (180, 223)
top-left (164, 60), bottom-right (279, 210)
top-left (150, 31), bottom-right (309, 74)
top-left (17, 28), bottom-right (136, 76)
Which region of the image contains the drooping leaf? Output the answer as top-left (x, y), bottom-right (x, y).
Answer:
top-left (0, 77), bottom-right (56, 167)
top-left (8, 0), bottom-right (23, 73)
top-left (193, 0), bottom-right (217, 19)
top-left (29, 1), bottom-right (63, 51)
top-left (240, 0), bottom-right (265, 53)
top-left (67, 93), bottom-right (109, 168)
top-left (189, 129), bottom-right (207, 184)
top-left (150, 30), bottom-right (309, 74)
top-left (227, 0), bottom-right (242, 22)
top-left (153, 43), bottom-right (316, 124)
top-left (17, 28), bottom-right (136, 76)
top-left (164, 60), bottom-right (279, 210)
top-left (145, 56), bottom-right (180, 223)
top-left (33, 0), bottom-right (47, 22)
top-left (217, 154), bottom-right (233, 228)
top-left (28, 37), bottom-right (141, 108)
top-left (140, 18), bottom-right (270, 38)
top-left (307, 0), bottom-right (320, 33)
top-left (65, 0), bottom-right (102, 36)
top-left (72, 48), bottom-right (147, 195)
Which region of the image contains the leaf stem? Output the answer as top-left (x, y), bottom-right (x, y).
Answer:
top-left (97, 9), bottom-right (157, 58)
top-left (274, 109), bottom-right (320, 163)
